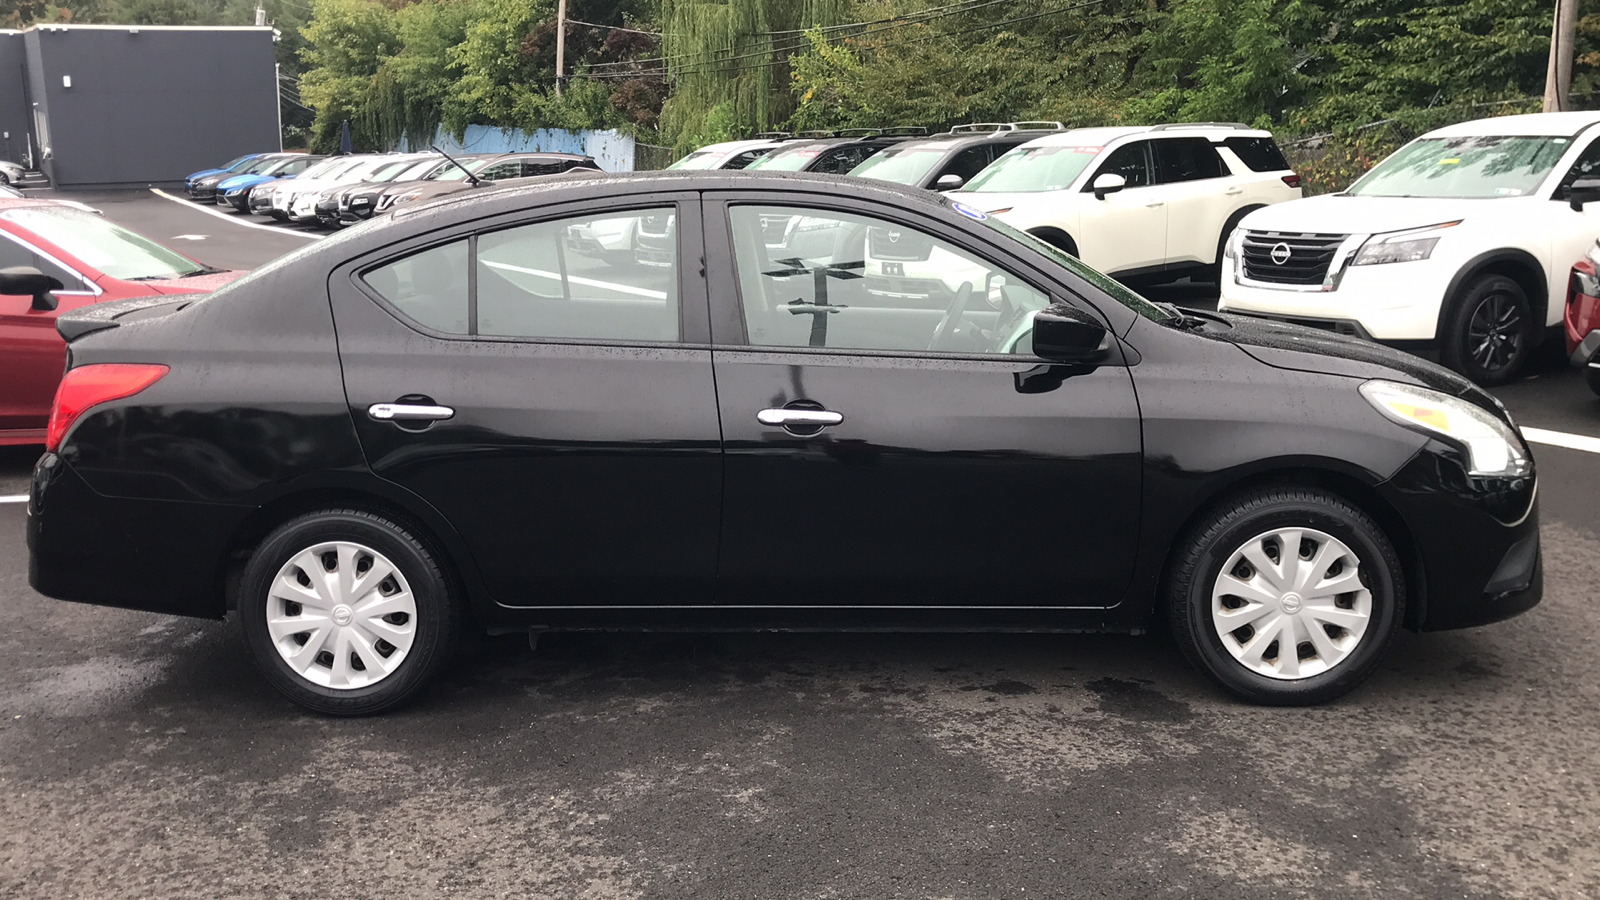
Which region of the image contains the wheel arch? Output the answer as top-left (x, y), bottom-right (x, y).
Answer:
top-left (1158, 463), bottom-right (1428, 631)
top-left (1437, 249), bottom-right (1549, 346)
top-left (1214, 204), bottom-right (1265, 265)
top-left (1026, 226), bottom-right (1078, 257)
top-left (214, 482), bottom-right (496, 626)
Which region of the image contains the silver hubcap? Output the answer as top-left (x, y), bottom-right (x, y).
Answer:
top-left (1211, 527), bottom-right (1373, 680)
top-left (267, 541), bottom-right (417, 690)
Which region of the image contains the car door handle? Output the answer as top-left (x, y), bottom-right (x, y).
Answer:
top-left (1225, 187), bottom-right (1244, 195)
top-left (757, 408), bottom-right (843, 428)
top-left (368, 402), bottom-right (455, 422)
top-left (1145, 201), bottom-right (1165, 208)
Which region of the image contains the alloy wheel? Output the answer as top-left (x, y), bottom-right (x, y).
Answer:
top-left (1466, 291), bottom-right (1524, 373)
top-left (266, 540), bottom-right (417, 689)
top-left (1210, 527), bottom-right (1372, 680)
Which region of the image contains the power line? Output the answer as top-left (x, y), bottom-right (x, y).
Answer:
top-left (567, 18), bottom-right (661, 37)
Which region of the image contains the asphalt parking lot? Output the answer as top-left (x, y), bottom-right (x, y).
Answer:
top-left (3, 189), bottom-right (1600, 899)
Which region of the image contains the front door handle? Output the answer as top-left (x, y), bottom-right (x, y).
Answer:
top-left (757, 408), bottom-right (843, 428)
top-left (1145, 201), bottom-right (1165, 208)
top-left (1225, 187), bottom-right (1244, 195)
top-left (368, 402), bottom-right (455, 422)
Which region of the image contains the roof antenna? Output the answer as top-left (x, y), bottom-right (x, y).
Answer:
top-left (431, 145), bottom-right (481, 187)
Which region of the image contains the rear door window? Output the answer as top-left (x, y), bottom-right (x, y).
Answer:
top-left (1222, 137), bottom-right (1291, 172)
top-left (1153, 138), bottom-right (1227, 183)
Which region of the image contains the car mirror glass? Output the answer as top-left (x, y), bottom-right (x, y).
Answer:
top-left (1570, 176), bottom-right (1600, 211)
top-left (1091, 173), bottom-right (1127, 199)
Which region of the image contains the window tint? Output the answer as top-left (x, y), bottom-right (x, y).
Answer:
top-left (361, 208), bottom-right (679, 343)
top-left (1091, 141), bottom-right (1152, 188)
top-left (0, 234), bottom-right (86, 291)
top-left (812, 146), bottom-right (878, 175)
top-left (1223, 137), bottom-right (1290, 172)
top-left (729, 205), bottom-right (1051, 355)
top-left (1153, 138), bottom-right (1226, 183)
top-left (478, 210), bottom-right (677, 341)
top-left (1556, 139), bottom-right (1600, 197)
top-left (479, 161), bottom-right (522, 180)
top-left (724, 149), bottom-right (770, 170)
top-left (942, 145), bottom-right (994, 182)
top-left (362, 240), bottom-right (470, 333)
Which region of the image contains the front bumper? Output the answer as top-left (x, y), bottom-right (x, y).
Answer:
top-left (186, 185), bottom-right (219, 201)
top-left (1219, 256), bottom-right (1449, 342)
top-left (1379, 440), bottom-right (1542, 631)
top-left (28, 454), bottom-right (247, 619)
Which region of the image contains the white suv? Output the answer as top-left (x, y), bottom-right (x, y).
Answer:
top-left (1220, 111), bottom-right (1600, 385)
top-left (951, 123), bottom-right (1301, 281)
top-left (666, 138), bottom-right (789, 171)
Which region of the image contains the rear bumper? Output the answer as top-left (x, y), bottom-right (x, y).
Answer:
top-left (27, 454), bottom-right (246, 619)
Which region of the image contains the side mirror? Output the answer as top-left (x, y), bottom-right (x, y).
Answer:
top-left (1571, 176), bottom-right (1600, 211)
top-left (0, 266), bottom-right (63, 311)
top-left (1091, 172), bottom-right (1127, 200)
top-left (934, 173), bottom-right (966, 191)
top-left (1031, 304), bottom-right (1108, 362)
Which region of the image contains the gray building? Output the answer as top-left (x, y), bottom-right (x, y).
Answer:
top-left (0, 24), bottom-right (280, 187)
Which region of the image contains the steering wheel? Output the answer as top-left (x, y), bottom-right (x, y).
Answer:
top-left (927, 281), bottom-right (975, 351)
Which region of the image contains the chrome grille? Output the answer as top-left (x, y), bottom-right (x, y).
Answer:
top-left (1240, 231), bottom-right (1347, 286)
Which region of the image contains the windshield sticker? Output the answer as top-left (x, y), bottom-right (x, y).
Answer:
top-left (1067, 146), bottom-right (1103, 154)
top-left (1496, 187), bottom-right (1524, 196)
top-left (952, 202), bottom-right (988, 220)
top-left (1439, 158), bottom-right (1461, 165)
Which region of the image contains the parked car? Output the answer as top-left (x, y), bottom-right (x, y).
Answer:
top-left (743, 129), bottom-right (929, 175)
top-left (337, 156), bottom-right (464, 224)
top-left (0, 183), bottom-right (100, 214)
top-left (27, 171), bottom-right (1540, 716)
top-left (264, 155), bottom-right (391, 223)
top-left (380, 152), bottom-right (602, 213)
top-left (846, 122), bottom-right (1068, 191)
top-left (666, 136), bottom-right (790, 171)
top-left (0, 197), bottom-right (241, 444)
top-left (1219, 111), bottom-right (1600, 386)
top-left (184, 153), bottom-right (268, 195)
top-left (0, 159), bottom-right (26, 185)
top-left (1563, 238), bottom-right (1600, 394)
top-left (311, 154), bottom-right (433, 228)
top-left (951, 123), bottom-right (1300, 284)
top-left (217, 155), bottom-right (327, 211)
top-left (186, 153), bottom-right (303, 202)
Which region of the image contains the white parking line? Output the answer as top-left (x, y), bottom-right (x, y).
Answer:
top-left (0, 495), bottom-right (27, 504)
top-left (1523, 427), bottom-right (1600, 455)
top-left (149, 188), bottom-right (321, 240)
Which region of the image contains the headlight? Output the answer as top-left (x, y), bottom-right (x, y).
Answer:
top-left (1223, 227), bottom-right (1246, 262)
top-left (1585, 240), bottom-right (1600, 271)
top-left (1360, 380), bottom-right (1530, 477)
top-left (1351, 221), bottom-right (1460, 266)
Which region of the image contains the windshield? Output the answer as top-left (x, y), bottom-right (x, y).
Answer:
top-left (216, 154), bottom-right (254, 172)
top-left (1347, 136), bottom-right (1571, 198)
top-left (667, 150), bottom-right (722, 170)
top-left (434, 158), bottom-right (493, 181)
top-left (964, 203), bottom-right (1175, 324)
top-left (258, 157), bottom-right (303, 177)
top-left (369, 160), bottom-right (419, 182)
top-left (962, 144), bottom-right (1101, 193)
top-left (298, 158), bottom-right (349, 179)
top-left (394, 159), bottom-right (441, 181)
top-left (848, 146), bottom-right (947, 184)
top-left (8, 207), bottom-right (204, 280)
top-left (745, 145), bottom-right (825, 172)
top-left (239, 157), bottom-right (283, 175)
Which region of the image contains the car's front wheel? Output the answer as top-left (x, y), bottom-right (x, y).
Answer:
top-left (1167, 487), bottom-right (1404, 705)
top-left (239, 509), bottom-right (460, 716)
top-left (1441, 274), bottom-right (1533, 386)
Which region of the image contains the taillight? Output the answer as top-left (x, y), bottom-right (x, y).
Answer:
top-left (1282, 173), bottom-right (1302, 189)
top-left (46, 364), bottom-right (169, 452)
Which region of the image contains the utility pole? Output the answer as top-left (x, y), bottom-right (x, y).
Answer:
top-left (555, 0), bottom-right (567, 97)
top-left (1545, 0), bottom-right (1580, 112)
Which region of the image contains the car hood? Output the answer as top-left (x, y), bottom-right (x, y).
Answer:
top-left (948, 191), bottom-right (1064, 214)
top-left (1197, 309), bottom-right (1503, 409)
top-left (186, 168), bottom-right (227, 182)
top-left (1239, 193), bottom-right (1512, 236)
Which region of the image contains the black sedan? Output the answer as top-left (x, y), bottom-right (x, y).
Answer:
top-left (25, 172), bottom-right (1540, 716)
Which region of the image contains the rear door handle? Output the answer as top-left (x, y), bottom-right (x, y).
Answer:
top-left (368, 402), bottom-right (455, 422)
top-left (1225, 187), bottom-right (1244, 195)
top-left (757, 408), bottom-right (843, 428)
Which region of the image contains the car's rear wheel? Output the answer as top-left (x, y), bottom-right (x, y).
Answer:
top-left (239, 509), bottom-right (460, 716)
top-left (1167, 487), bottom-right (1404, 705)
top-left (1441, 274), bottom-right (1532, 386)
top-left (1586, 362), bottom-right (1600, 397)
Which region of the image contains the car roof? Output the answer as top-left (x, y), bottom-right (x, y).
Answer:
top-left (478, 151), bottom-right (594, 162)
top-left (0, 197), bottom-right (85, 213)
top-left (1424, 111), bottom-right (1600, 138)
top-left (692, 139), bottom-right (787, 154)
top-left (1014, 124), bottom-right (1276, 151)
top-left (391, 169), bottom-right (945, 223)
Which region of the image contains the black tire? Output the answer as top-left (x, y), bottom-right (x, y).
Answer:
top-left (1440, 274), bottom-right (1533, 386)
top-left (1586, 362), bottom-right (1600, 398)
top-left (1166, 487), bottom-right (1404, 706)
top-left (0, 171), bottom-right (11, 185)
top-left (239, 509), bottom-right (461, 716)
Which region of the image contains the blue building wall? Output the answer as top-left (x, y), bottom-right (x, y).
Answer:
top-left (402, 126), bottom-right (636, 172)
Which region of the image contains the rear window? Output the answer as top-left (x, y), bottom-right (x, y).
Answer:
top-left (1223, 137), bottom-right (1291, 172)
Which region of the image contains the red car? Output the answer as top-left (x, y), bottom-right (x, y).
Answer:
top-left (0, 197), bottom-right (242, 444)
